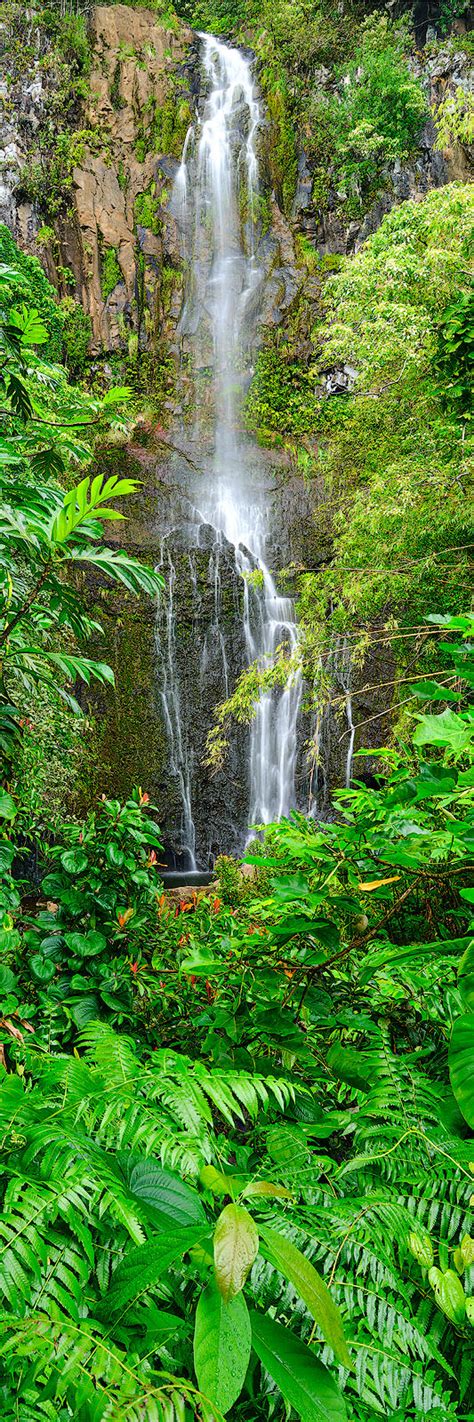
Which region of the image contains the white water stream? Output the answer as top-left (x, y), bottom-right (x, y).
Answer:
top-left (163, 34), bottom-right (302, 861)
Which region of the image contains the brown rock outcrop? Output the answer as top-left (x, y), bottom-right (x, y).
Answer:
top-left (28, 5), bottom-right (191, 351)
top-left (62, 5), bottom-right (191, 349)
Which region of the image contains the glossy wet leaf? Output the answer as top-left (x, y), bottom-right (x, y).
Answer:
top-left (449, 1012), bottom-right (474, 1127)
top-left (119, 1157), bottom-right (206, 1228)
top-left (213, 1204), bottom-right (259, 1302)
top-left (260, 1226), bottom-right (351, 1367)
top-left (99, 1226), bottom-right (208, 1316)
top-left (194, 1281), bottom-right (251, 1413)
top-left (250, 1312), bottom-right (347, 1422)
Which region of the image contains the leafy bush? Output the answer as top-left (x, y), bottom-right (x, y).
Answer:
top-left (100, 245), bottom-right (122, 301)
top-left (174, 0), bottom-right (248, 32)
top-left (437, 0), bottom-right (472, 36)
top-left (1, 615), bottom-right (473, 1418)
top-left (307, 15), bottom-right (427, 211)
top-left (60, 294), bottom-right (92, 377)
top-left (292, 183), bottom-right (473, 667)
top-left (0, 261), bottom-right (164, 762)
top-left (0, 224), bottom-right (64, 360)
top-left (435, 84), bottom-right (474, 148)
top-left (39, 4), bottom-right (91, 73)
top-left (245, 343), bottom-right (319, 439)
top-left (18, 790), bottom-right (165, 1038)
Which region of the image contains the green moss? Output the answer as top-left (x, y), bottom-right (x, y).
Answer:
top-left (258, 57), bottom-right (298, 216)
top-left (101, 246), bottom-right (122, 302)
top-left (245, 341), bottom-right (319, 441)
top-left (20, 128), bottom-right (111, 221)
top-left (135, 94), bottom-right (192, 164)
top-left (110, 59), bottom-right (125, 112)
top-left (239, 187), bottom-right (272, 237)
top-left (60, 297), bottom-right (92, 379)
top-left (134, 185), bottom-right (162, 235)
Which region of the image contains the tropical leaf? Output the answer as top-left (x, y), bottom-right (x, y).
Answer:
top-left (194, 1281), bottom-right (251, 1414)
top-left (117, 1157), bottom-right (207, 1229)
top-left (98, 1227), bottom-right (209, 1317)
top-left (250, 1312), bottom-right (347, 1422)
top-left (213, 1205), bottom-right (259, 1302)
top-left (260, 1226), bottom-right (351, 1367)
top-left (449, 1012), bottom-right (474, 1127)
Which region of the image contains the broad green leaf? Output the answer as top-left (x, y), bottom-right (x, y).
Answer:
top-left (181, 953), bottom-right (226, 976)
top-left (409, 679), bottom-right (460, 702)
top-left (9, 304), bottom-right (49, 345)
top-left (270, 917), bottom-right (339, 951)
top-left (0, 965), bottom-right (18, 997)
top-left (250, 1312), bottom-right (347, 1422)
top-left (408, 1230), bottom-right (434, 1267)
top-left (65, 931), bottom-right (107, 958)
top-left (194, 1281), bottom-right (251, 1414)
top-left (213, 1204), bottom-right (259, 1302)
top-left (106, 842), bottom-right (125, 868)
top-left (428, 1267), bottom-right (466, 1324)
top-left (461, 1234), bottom-right (474, 1265)
top-left (99, 1226), bottom-right (208, 1316)
top-left (200, 1165), bottom-right (247, 1198)
top-left (69, 994), bottom-right (101, 1027)
top-left (30, 955), bottom-right (56, 983)
top-left (60, 849), bottom-right (88, 875)
top-left (449, 1012), bottom-right (474, 1127)
top-left (327, 1043), bottom-right (372, 1094)
top-left (119, 1157), bottom-right (206, 1228)
top-left (0, 842), bottom-right (15, 873)
top-left (260, 1226), bottom-right (351, 1368)
top-left (413, 708), bottom-right (473, 755)
top-left (459, 942), bottom-right (474, 1010)
top-left (0, 791), bottom-right (16, 820)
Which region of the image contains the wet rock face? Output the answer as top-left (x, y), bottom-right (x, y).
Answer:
top-left (0, 10), bottom-right (45, 236)
top-left (85, 436), bottom-right (316, 867)
top-left (2, 3), bottom-right (306, 363)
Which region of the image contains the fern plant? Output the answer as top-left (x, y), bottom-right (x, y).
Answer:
top-left (1, 617), bottom-right (473, 1418)
top-left (0, 267), bottom-right (164, 760)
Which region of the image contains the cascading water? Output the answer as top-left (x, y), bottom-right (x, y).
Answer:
top-left (307, 638), bottom-right (356, 818)
top-left (160, 33), bottom-right (302, 862)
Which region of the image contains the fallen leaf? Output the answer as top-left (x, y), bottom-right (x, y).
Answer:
top-left (358, 876), bottom-right (401, 891)
top-left (0, 1018), bottom-right (24, 1042)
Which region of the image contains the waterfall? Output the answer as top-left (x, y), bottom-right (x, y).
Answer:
top-left (157, 540), bottom-right (197, 868)
top-left (307, 638), bottom-right (356, 817)
top-left (161, 33), bottom-right (302, 861)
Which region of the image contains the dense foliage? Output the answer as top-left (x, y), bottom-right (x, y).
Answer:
top-left (0, 614), bottom-right (473, 1419)
top-left (238, 181), bottom-right (474, 761)
top-left (0, 258), bottom-right (473, 1422)
top-left (1, 1), bottom-right (473, 1418)
top-left (0, 259), bottom-right (163, 771)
